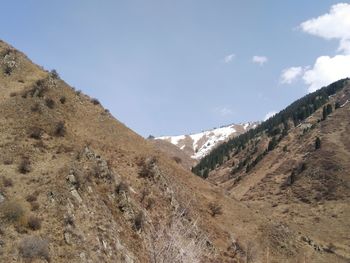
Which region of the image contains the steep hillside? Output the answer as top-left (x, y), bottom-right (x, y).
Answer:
top-left (0, 40), bottom-right (346, 263)
top-left (195, 78), bottom-right (350, 261)
top-left (149, 139), bottom-right (197, 170)
top-left (156, 122), bottom-right (258, 161)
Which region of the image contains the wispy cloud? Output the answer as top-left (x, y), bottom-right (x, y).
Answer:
top-left (264, 111), bottom-right (277, 121)
top-left (223, 53), bottom-right (235, 63)
top-left (280, 66), bottom-right (305, 84)
top-left (252, 55), bottom-right (268, 66)
top-left (214, 106), bottom-right (234, 116)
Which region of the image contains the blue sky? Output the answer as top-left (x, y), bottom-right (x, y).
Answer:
top-left (1, 1), bottom-right (349, 136)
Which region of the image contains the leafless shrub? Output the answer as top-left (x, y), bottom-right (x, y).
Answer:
top-left (26, 194), bottom-right (37, 203)
top-left (45, 98), bottom-right (55, 109)
top-left (18, 236), bottom-right (50, 262)
top-left (49, 69), bottom-right (59, 79)
top-left (116, 181), bottom-right (129, 195)
top-left (91, 98), bottom-right (100, 105)
top-left (27, 216), bottom-right (41, 230)
top-left (3, 157), bottom-right (13, 165)
top-left (18, 157), bottom-right (31, 174)
top-left (148, 214), bottom-right (211, 263)
top-left (208, 202), bottom-right (222, 217)
top-left (64, 215), bottom-right (75, 227)
top-left (139, 157), bottom-right (157, 179)
top-left (134, 212), bottom-right (144, 231)
top-left (30, 103), bottom-right (40, 113)
top-left (146, 197), bottom-right (155, 210)
top-left (10, 92), bottom-right (17, 97)
top-left (59, 96), bottom-right (66, 104)
top-left (140, 188), bottom-right (150, 203)
top-left (54, 121), bottom-right (66, 137)
top-left (0, 201), bottom-right (25, 223)
top-left (28, 127), bottom-right (42, 140)
top-left (3, 177), bottom-right (13, 187)
top-left (30, 202), bottom-right (40, 212)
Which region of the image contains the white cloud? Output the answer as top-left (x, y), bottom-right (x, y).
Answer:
top-left (280, 66), bottom-right (304, 84)
top-left (300, 3), bottom-right (350, 54)
top-left (214, 106), bottom-right (234, 116)
top-left (252, 56), bottom-right (268, 66)
top-left (283, 3), bottom-right (350, 92)
top-left (223, 53), bottom-right (235, 63)
top-left (303, 54), bottom-right (350, 92)
top-left (264, 111), bottom-right (277, 121)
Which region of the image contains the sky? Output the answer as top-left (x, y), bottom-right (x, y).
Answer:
top-left (1, 1), bottom-right (349, 137)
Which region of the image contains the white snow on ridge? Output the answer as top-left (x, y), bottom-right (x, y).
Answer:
top-left (156, 122), bottom-right (258, 160)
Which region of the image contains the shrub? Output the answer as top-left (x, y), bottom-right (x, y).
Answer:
top-left (3, 177), bottom-right (13, 187)
top-left (54, 121), bottom-right (66, 137)
top-left (50, 69), bottom-right (59, 79)
top-left (315, 137), bottom-right (321, 150)
top-left (59, 96), bottom-right (66, 104)
top-left (64, 215), bottom-right (75, 227)
top-left (10, 92), bottom-right (17, 97)
top-left (45, 98), bottom-right (55, 109)
top-left (18, 158), bottom-right (31, 174)
top-left (208, 202), bottom-right (222, 217)
top-left (116, 181), bottom-right (129, 195)
top-left (138, 157), bottom-right (157, 179)
top-left (4, 65), bottom-right (13, 75)
top-left (29, 127), bottom-right (42, 140)
top-left (91, 98), bottom-right (100, 105)
top-left (26, 194), bottom-right (37, 203)
top-left (3, 157), bottom-right (13, 165)
top-left (133, 212), bottom-right (144, 231)
top-left (1, 201), bottom-right (25, 223)
top-left (27, 216), bottom-right (41, 230)
top-left (30, 202), bottom-right (40, 212)
top-left (18, 236), bottom-right (50, 262)
top-left (30, 103), bottom-right (40, 113)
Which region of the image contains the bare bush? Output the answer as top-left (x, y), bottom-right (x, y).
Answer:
top-left (18, 236), bottom-right (50, 262)
top-left (116, 181), bottom-right (129, 195)
top-left (54, 121), bottom-right (66, 137)
top-left (208, 202), bottom-right (222, 217)
top-left (59, 96), bottom-right (66, 104)
top-left (45, 98), bottom-right (55, 109)
top-left (18, 158), bottom-right (31, 174)
top-left (26, 194), bottom-right (37, 203)
top-left (27, 216), bottom-right (41, 230)
top-left (29, 127), bottom-right (42, 140)
top-left (134, 212), bottom-right (144, 231)
top-left (1, 201), bottom-right (25, 223)
top-left (148, 214), bottom-right (211, 263)
top-left (30, 103), bottom-right (40, 113)
top-left (30, 202), bottom-right (40, 212)
top-left (139, 157), bottom-right (157, 179)
top-left (3, 177), bottom-right (13, 187)
top-left (91, 98), bottom-right (100, 105)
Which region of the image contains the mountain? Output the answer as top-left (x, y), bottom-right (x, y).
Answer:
top-left (0, 40), bottom-right (348, 263)
top-left (193, 78), bottom-right (350, 260)
top-left (155, 122), bottom-right (258, 161)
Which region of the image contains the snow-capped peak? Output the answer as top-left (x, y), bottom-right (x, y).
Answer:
top-left (156, 122), bottom-right (258, 160)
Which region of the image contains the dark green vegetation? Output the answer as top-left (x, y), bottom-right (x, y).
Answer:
top-left (192, 78), bottom-right (349, 178)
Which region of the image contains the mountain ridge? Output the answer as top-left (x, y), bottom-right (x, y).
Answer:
top-left (156, 122), bottom-right (258, 160)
